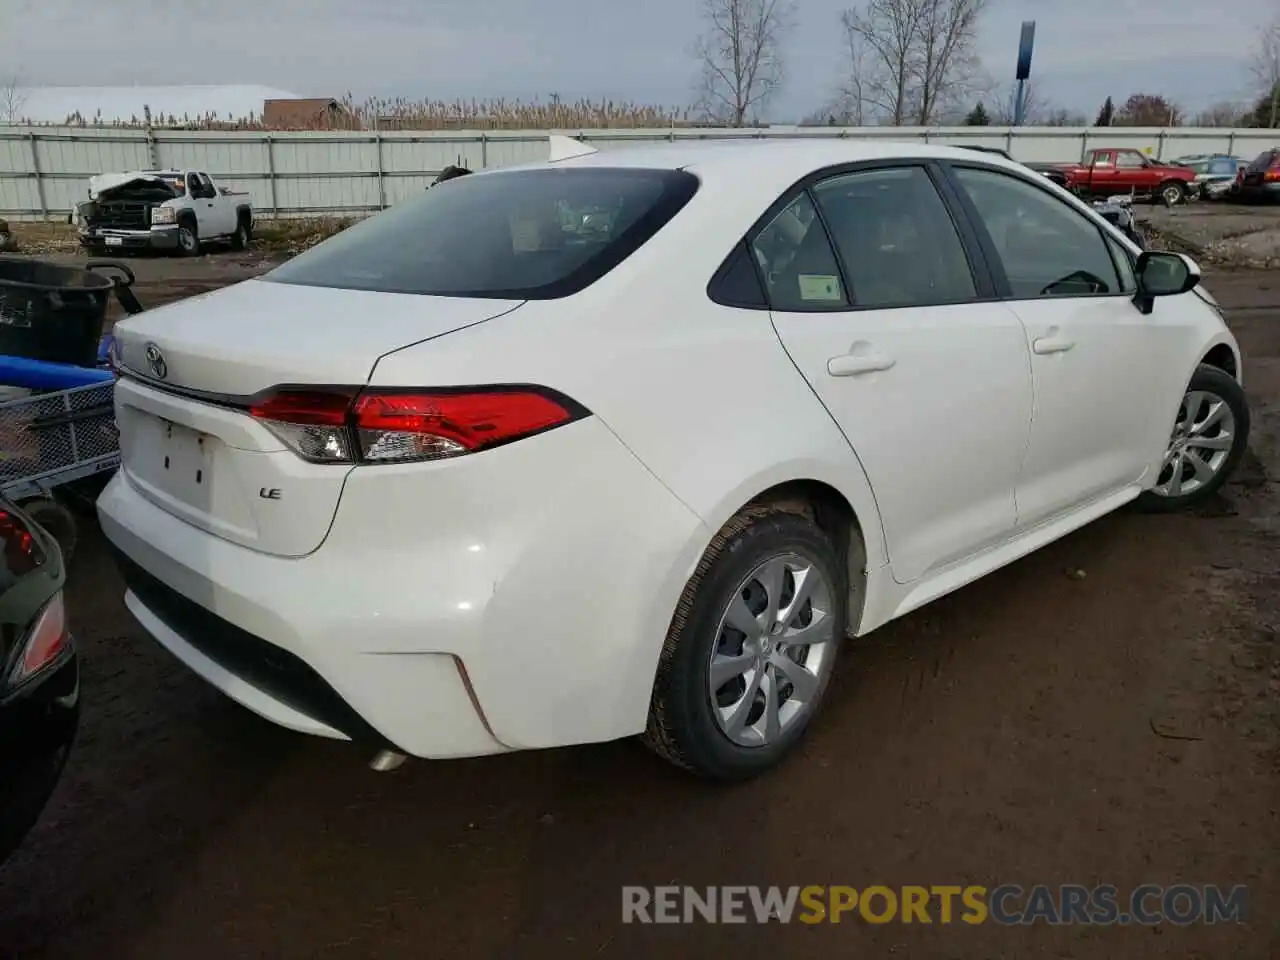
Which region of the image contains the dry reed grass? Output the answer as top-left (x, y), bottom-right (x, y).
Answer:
top-left (25, 94), bottom-right (700, 131)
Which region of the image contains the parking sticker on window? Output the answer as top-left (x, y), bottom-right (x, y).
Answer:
top-left (798, 274), bottom-right (842, 302)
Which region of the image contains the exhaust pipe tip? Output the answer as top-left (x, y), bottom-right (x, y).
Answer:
top-left (369, 750), bottom-right (408, 772)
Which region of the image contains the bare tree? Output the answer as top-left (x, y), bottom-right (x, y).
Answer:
top-left (833, 17), bottom-right (873, 124)
top-left (1044, 107), bottom-right (1087, 127)
top-left (694, 0), bottom-right (795, 125)
top-left (992, 78), bottom-right (1044, 124)
top-left (1194, 101), bottom-right (1244, 127)
top-left (839, 0), bottom-right (987, 126)
top-left (911, 0), bottom-right (987, 125)
top-left (840, 2), bottom-right (924, 125)
top-left (1115, 92), bottom-right (1182, 126)
top-left (0, 73), bottom-right (27, 124)
top-left (1250, 16), bottom-right (1280, 128)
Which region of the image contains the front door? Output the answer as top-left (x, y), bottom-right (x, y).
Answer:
top-left (945, 163), bottom-right (1168, 526)
top-left (760, 164), bottom-right (1033, 584)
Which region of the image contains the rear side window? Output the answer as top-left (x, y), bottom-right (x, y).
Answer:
top-left (750, 192), bottom-right (848, 311)
top-left (265, 168), bottom-right (699, 299)
top-left (1208, 158), bottom-right (1235, 175)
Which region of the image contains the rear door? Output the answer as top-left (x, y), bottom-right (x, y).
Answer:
top-left (943, 162), bottom-right (1171, 527)
top-left (762, 163), bottom-right (1033, 584)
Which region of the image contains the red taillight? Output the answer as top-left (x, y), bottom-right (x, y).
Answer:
top-left (1265, 169), bottom-right (1280, 182)
top-left (8, 592), bottom-right (68, 688)
top-left (249, 390), bottom-right (353, 426)
top-left (248, 387), bottom-right (583, 464)
top-left (0, 510), bottom-right (45, 577)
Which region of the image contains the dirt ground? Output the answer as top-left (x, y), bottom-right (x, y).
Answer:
top-left (1143, 203), bottom-right (1280, 266)
top-left (0, 253), bottom-right (1277, 960)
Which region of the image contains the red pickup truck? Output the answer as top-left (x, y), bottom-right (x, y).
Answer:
top-left (1048, 148), bottom-right (1197, 205)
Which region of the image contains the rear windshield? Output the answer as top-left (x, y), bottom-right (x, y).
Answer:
top-left (264, 167), bottom-right (699, 299)
top-left (1247, 150), bottom-right (1279, 171)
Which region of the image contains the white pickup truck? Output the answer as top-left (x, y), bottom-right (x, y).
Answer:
top-left (73, 169), bottom-right (253, 256)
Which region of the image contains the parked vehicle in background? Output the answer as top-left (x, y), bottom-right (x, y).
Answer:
top-left (1048, 148), bottom-right (1198, 205)
top-left (1091, 196), bottom-right (1145, 248)
top-left (73, 170), bottom-right (253, 256)
top-left (0, 496), bottom-right (76, 865)
top-left (1237, 149), bottom-right (1280, 202)
top-left (98, 140), bottom-right (1248, 781)
top-left (1174, 155), bottom-right (1245, 200)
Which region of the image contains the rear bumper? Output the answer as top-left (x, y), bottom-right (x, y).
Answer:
top-left (79, 226), bottom-right (180, 251)
top-left (97, 416), bottom-right (707, 759)
top-left (1239, 181), bottom-right (1280, 199)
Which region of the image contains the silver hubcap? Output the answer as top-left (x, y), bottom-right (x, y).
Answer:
top-left (709, 553), bottom-right (837, 748)
top-left (1164, 186), bottom-right (1181, 204)
top-left (1153, 389), bottom-right (1235, 497)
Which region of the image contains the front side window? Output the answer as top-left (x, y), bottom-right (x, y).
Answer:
top-left (1208, 158), bottom-right (1236, 176)
top-left (265, 167), bottom-right (698, 298)
top-left (952, 166), bottom-right (1121, 299)
top-left (812, 166), bottom-right (976, 309)
top-left (750, 192), bottom-right (847, 311)
top-left (1115, 151), bottom-right (1147, 169)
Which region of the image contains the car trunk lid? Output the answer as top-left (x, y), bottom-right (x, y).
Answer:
top-left (111, 279), bottom-right (523, 556)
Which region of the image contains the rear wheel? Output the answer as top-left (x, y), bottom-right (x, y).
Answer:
top-left (1136, 364), bottom-right (1250, 513)
top-left (231, 217), bottom-right (251, 250)
top-left (643, 504), bottom-right (849, 780)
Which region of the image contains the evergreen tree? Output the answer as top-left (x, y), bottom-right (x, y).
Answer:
top-left (1095, 96), bottom-right (1114, 126)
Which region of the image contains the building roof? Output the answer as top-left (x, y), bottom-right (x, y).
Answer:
top-left (5, 85), bottom-right (304, 125)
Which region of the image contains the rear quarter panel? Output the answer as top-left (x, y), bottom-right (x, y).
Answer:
top-left (368, 166), bottom-right (888, 567)
top-left (367, 167), bottom-right (889, 625)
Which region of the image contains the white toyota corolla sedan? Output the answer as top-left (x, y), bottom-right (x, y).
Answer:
top-left (98, 139), bottom-right (1249, 780)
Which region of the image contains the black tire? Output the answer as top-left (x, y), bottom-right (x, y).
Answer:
top-left (1160, 181), bottom-right (1187, 206)
top-left (1136, 364), bottom-right (1250, 514)
top-left (177, 220), bottom-right (201, 257)
top-left (18, 496), bottom-right (77, 566)
top-left (231, 217), bottom-right (251, 250)
top-left (643, 503), bottom-right (850, 781)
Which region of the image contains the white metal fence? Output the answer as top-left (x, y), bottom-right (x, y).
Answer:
top-left (2, 124), bottom-right (1276, 221)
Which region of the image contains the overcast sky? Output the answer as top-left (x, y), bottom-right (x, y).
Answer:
top-left (3, 0), bottom-right (1270, 120)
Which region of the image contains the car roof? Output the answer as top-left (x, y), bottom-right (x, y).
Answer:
top-left (492, 137), bottom-right (1032, 181)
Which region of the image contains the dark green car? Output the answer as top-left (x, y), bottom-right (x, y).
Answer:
top-left (0, 496), bottom-right (78, 866)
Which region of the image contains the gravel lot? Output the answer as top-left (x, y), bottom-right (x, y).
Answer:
top-left (1142, 201), bottom-right (1280, 266)
top-left (0, 254), bottom-right (1276, 960)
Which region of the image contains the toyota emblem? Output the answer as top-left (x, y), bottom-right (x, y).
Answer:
top-left (144, 342), bottom-right (167, 380)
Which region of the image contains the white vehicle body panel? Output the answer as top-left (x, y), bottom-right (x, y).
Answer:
top-left (98, 138), bottom-right (1243, 760)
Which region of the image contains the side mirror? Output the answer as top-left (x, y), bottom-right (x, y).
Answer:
top-left (1134, 251), bottom-right (1199, 314)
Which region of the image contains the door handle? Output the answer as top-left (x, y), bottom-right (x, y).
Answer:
top-left (827, 353), bottom-right (896, 377)
top-left (1032, 336), bottom-right (1075, 355)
